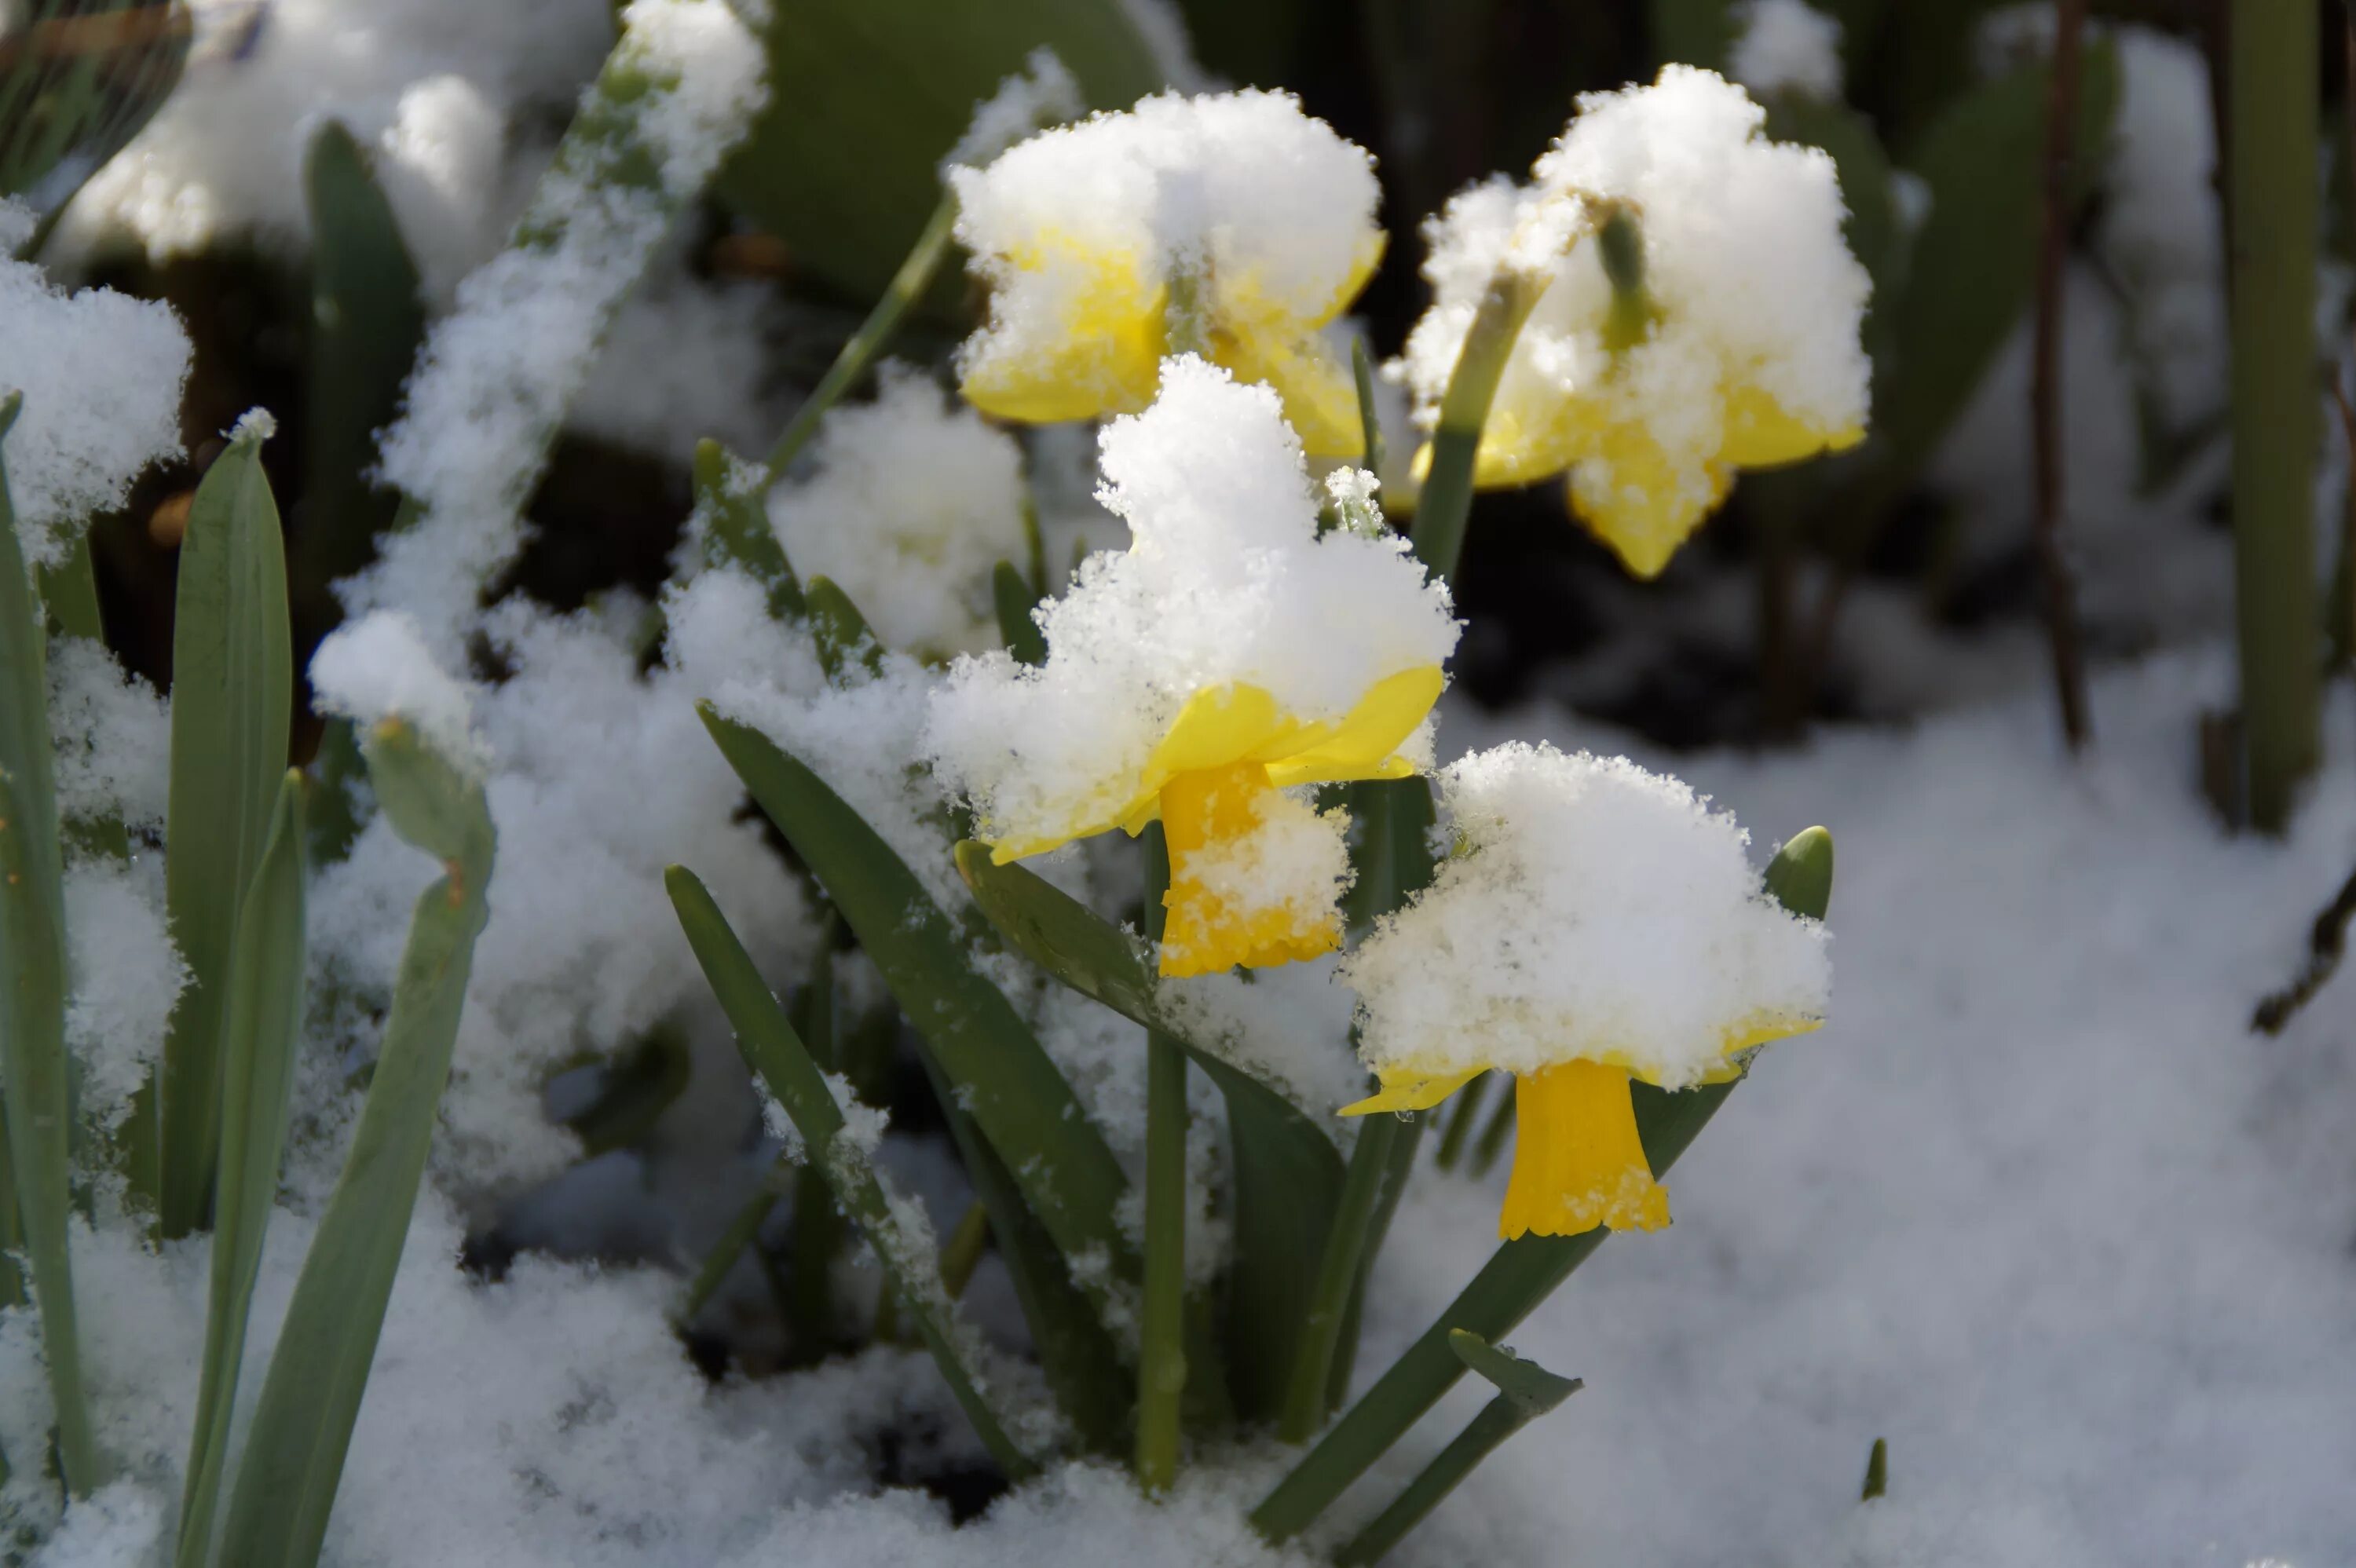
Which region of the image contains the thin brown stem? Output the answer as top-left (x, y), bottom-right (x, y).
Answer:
top-left (2032, 0), bottom-right (2095, 750)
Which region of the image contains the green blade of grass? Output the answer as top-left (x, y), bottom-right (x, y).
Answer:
top-left (699, 707), bottom-right (1136, 1299)
top-left (291, 120), bottom-right (423, 634)
top-left (691, 439), bottom-right (804, 620)
top-left (991, 561), bottom-right (1047, 666)
top-left (667, 864), bottom-right (1043, 1478)
top-left (216, 722), bottom-right (493, 1568)
top-left (178, 772), bottom-right (309, 1568)
top-left (951, 839), bottom-right (1346, 1420)
top-left (0, 392), bottom-right (99, 1492)
top-left (159, 421), bottom-right (293, 1239)
top-left (909, 1047), bottom-right (1132, 1453)
top-left (803, 576), bottom-right (886, 679)
top-left (1252, 828), bottom-right (1835, 1541)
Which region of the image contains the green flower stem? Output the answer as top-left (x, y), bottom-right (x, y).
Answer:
top-left (1469, 1083), bottom-right (1516, 1179)
top-left (1432, 1072), bottom-right (1491, 1172)
top-left (787, 938), bottom-right (845, 1357)
top-left (677, 1153), bottom-right (792, 1324)
top-left (1411, 266), bottom-right (1553, 584)
top-left (761, 193), bottom-right (959, 480)
top-left (2227, 0), bottom-right (2321, 831)
top-left (939, 1200), bottom-right (990, 1299)
top-left (1330, 1336), bottom-right (1580, 1567)
top-left (1279, 1112), bottom-right (1407, 1444)
top-left (1136, 824), bottom-right (1189, 1492)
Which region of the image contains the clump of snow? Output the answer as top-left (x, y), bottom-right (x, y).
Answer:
top-left (309, 609), bottom-right (485, 770)
top-left (1726, 0), bottom-right (1845, 101)
top-left (0, 210), bottom-right (191, 569)
top-left (1156, 951), bottom-right (1370, 1124)
top-left (46, 639), bottom-right (171, 835)
top-left (1343, 743), bottom-right (1828, 1087)
top-left (61, 858), bottom-right (185, 1132)
top-left (1397, 68), bottom-right (1870, 558)
top-left (949, 90), bottom-right (1380, 411)
top-left (571, 268), bottom-right (796, 462)
top-left (2097, 26), bottom-right (2227, 435)
top-left (925, 357), bottom-right (1458, 851)
top-left (346, 0), bottom-right (769, 656)
top-left (945, 49), bottom-right (1085, 171)
top-left (53, 0), bottom-right (615, 294)
top-left (306, 598), bottom-right (814, 1194)
top-left (767, 370), bottom-right (1031, 658)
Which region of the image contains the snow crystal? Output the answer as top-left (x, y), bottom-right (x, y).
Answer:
top-left (1727, 0), bottom-right (1845, 101)
top-left (61, 858), bottom-right (185, 1132)
top-left (1397, 68), bottom-right (1870, 525)
top-left (925, 357), bottom-right (1458, 851)
top-left (944, 49), bottom-right (1085, 172)
top-left (346, 0), bottom-right (768, 655)
top-left (949, 90), bottom-right (1379, 401)
top-left (24, 1478), bottom-right (166, 1566)
top-left (767, 369), bottom-right (1031, 658)
top-left (1342, 743), bottom-right (1829, 1087)
top-left (0, 214), bottom-right (191, 569)
top-left (309, 609), bottom-right (484, 769)
top-left (46, 639), bottom-right (171, 834)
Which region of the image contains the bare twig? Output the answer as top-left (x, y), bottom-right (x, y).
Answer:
top-left (2252, 860), bottom-right (2356, 1033)
top-left (2032, 0), bottom-right (2095, 749)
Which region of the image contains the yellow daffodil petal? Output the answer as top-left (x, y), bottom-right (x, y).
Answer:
top-left (1564, 426), bottom-right (1730, 581)
top-left (1264, 665), bottom-right (1445, 789)
top-left (1156, 760), bottom-right (1341, 978)
top-left (1217, 327), bottom-right (1366, 459)
top-left (1339, 1065), bottom-right (1484, 1117)
top-left (1498, 1060), bottom-right (1670, 1240)
top-left (960, 236), bottom-right (1165, 425)
top-left (1718, 382), bottom-right (1864, 470)
top-left (1469, 392), bottom-right (1594, 491)
top-left (988, 668), bottom-right (1446, 863)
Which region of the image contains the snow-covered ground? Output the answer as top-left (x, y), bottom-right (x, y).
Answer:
top-left (1388, 655), bottom-right (2356, 1566)
top-left (21, 648), bottom-right (2353, 1566)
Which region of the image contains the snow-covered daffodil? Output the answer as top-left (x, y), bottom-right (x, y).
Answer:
top-left (1400, 67), bottom-right (1871, 579)
top-left (924, 357), bottom-right (1459, 978)
top-left (949, 89), bottom-right (1385, 459)
top-left (1337, 743), bottom-right (1829, 1238)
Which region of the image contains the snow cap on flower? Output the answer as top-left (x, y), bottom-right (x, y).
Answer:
top-left (767, 368), bottom-right (1029, 658)
top-left (925, 356), bottom-right (1457, 975)
top-left (949, 89), bottom-right (1384, 457)
top-left (1399, 67), bottom-right (1871, 578)
top-left (1341, 743), bottom-right (1828, 1237)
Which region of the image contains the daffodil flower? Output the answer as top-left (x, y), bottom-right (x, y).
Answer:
top-left (949, 89), bottom-right (1386, 459)
top-left (1399, 67), bottom-right (1871, 579)
top-left (924, 357), bottom-right (1459, 978)
top-left (1337, 743), bottom-right (1829, 1238)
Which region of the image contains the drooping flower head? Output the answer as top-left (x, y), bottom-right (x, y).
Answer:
top-left (1339, 743), bottom-right (1829, 1238)
top-left (924, 356), bottom-right (1459, 977)
top-left (1399, 67), bottom-right (1871, 578)
top-left (949, 90), bottom-right (1385, 458)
